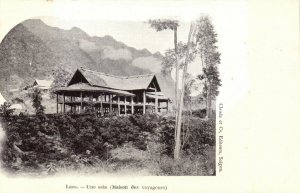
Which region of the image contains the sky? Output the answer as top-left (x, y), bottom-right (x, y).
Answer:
top-left (39, 17), bottom-right (191, 54)
top-left (0, 0), bottom-right (248, 101)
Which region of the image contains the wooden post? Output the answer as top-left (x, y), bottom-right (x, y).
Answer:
top-left (80, 91), bottom-right (83, 114)
top-left (109, 94), bottom-right (112, 113)
top-left (158, 101), bottom-right (160, 113)
top-left (143, 90), bottom-right (146, 114)
top-left (95, 94), bottom-right (98, 114)
top-left (117, 95), bottom-right (120, 115)
top-left (63, 93), bottom-right (65, 113)
top-left (70, 96), bottom-right (73, 113)
top-left (56, 93), bottom-right (58, 114)
top-left (124, 96), bottom-right (127, 115)
top-left (166, 101), bottom-right (169, 112)
top-left (155, 87), bottom-right (158, 113)
top-left (131, 96), bottom-right (134, 114)
top-left (90, 93), bottom-right (94, 111)
top-left (100, 94), bottom-right (103, 116)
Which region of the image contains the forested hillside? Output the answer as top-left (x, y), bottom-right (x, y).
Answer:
top-left (0, 19), bottom-right (174, 102)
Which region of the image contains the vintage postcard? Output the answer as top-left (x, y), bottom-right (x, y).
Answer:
top-left (0, 0), bottom-right (299, 192)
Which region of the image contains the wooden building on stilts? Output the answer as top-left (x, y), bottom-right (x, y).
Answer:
top-left (54, 67), bottom-right (169, 115)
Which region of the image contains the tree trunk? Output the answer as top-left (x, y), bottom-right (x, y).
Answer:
top-left (206, 83), bottom-right (210, 119)
top-left (174, 23), bottom-right (194, 160)
top-left (207, 82), bottom-right (212, 119)
top-left (208, 87), bottom-right (211, 119)
top-left (174, 26), bottom-right (179, 141)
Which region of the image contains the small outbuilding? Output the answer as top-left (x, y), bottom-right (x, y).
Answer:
top-left (0, 92), bottom-right (6, 106)
top-left (33, 79), bottom-right (53, 90)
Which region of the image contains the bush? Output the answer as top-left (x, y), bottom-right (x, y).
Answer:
top-left (0, 113), bottom-right (215, 175)
top-left (181, 118), bottom-right (215, 155)
top-left (157, 116), bottom-right (215, 157)
top-left (0, 102), bottom-right (15, 117)
top-left (29, 88), bottom-right (45, 115)
top-left (192, 109), bottom-right (207, 118)
top-left (1, 114), bottom-right (157, 171)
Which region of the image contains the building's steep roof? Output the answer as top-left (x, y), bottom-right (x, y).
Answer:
top-left (55, 83), bottom-right (134, 96)
top-left (68, 68), bottom-right (161, 91)
top-left (0, 92), bottom-right (6, 105)
top-left (34, 79), bottom-right (53, 88)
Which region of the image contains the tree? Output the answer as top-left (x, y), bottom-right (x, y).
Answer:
top-left (50, 68), bottom-right (71, 99)
top-left (161, 42), bottom-right (197, 75)
top-left (195, 16), bottom-right (221, 119)
top-left (148, 19), bottom-right (180, 112)
top-left (52, 67), bottom-right (71, 88)
top-left (148, 19), bottom-right (181, 158)
top-left (30, 88), bottom-right (45, 115)
top-left (0, 102), bottom-right (14, 117)
top-left (183, 73), bottom-right (196, 108)
top-left (174, 22), bottom-right (196, 160)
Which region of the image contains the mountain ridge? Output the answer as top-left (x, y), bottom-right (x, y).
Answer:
top-left (0, 19), bottom-right (174, 102)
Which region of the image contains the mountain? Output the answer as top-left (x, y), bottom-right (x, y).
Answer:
top-left (0, 19), bottom-right (174, 102)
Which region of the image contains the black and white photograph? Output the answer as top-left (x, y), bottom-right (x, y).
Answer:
top-left (0, 0), bottom-right (299, 193)
top-left (0, 10), bottom-right (221, 177)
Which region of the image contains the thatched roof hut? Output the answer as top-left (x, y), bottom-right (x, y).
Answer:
top-left (54, 68), bottom-right (169, 115)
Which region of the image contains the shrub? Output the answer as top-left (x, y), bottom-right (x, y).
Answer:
top-left (158, 117), bottom-right (175, 156)
top-left (0, 102), bottom-right (15, 117)
top-left (157, 116), bottom-right (215, 157)
top-left (29, 88), bottom-right (45, 115)
top-left (0, 113), bottom-right (215, 175)
top-left (110, 142), bottom-right (150, 162)
top-left (182, 118), bottom-right (215, 155)
top-left (192, 109), bottom-right (207, 118)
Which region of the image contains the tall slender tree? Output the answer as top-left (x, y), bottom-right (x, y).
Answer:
top-left (195, 16), bottom-right (221, 119)
top-left (148, 19), bottom-right (179, 107)
top-left (148, 19), bottom-right (180, 145)
top-left (174, 22), bottom-right (195, 160)
top-left (161, 42), bottom-right (197, 75)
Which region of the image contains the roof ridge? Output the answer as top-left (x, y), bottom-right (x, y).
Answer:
top-left (35, 79), bottom-right (53, 81)
top-left (79, 67), bottom-right (155, 79)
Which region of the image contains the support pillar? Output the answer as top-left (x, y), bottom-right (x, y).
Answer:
top-left (80, 91), bottom-right (83, 114)
top-left (124, 97), bottom-right (127, 115)
top-left (95, 95), bottom-right (98, 114)
top-left (143, 90), bottom-right (146, 114)
top-left (109, 94), bottom-right (112, 113)
top-left (166, 101), bottom-right (169, 112)
top-left (155, 87), bottom-right (158, 113)
top-left (90, 93), bottom-right (94, 111)
top-left (131, 96), bottom-right (134, 114)
top-left (158, 101), bottom-right (160, 113)
top-left (63, 93), bottom-right (65, 113)
top-left (100, 94), bottom-right (103, 116)
top-left (117, 96), bottom-right (120, 115)
top-left (56, 93), bottom-right (58, 114)
top-left (73, 96), bottom-right (75, 113)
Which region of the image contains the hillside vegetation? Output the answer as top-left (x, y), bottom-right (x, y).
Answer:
top-left (0, 113), bottom-right (215, 176)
